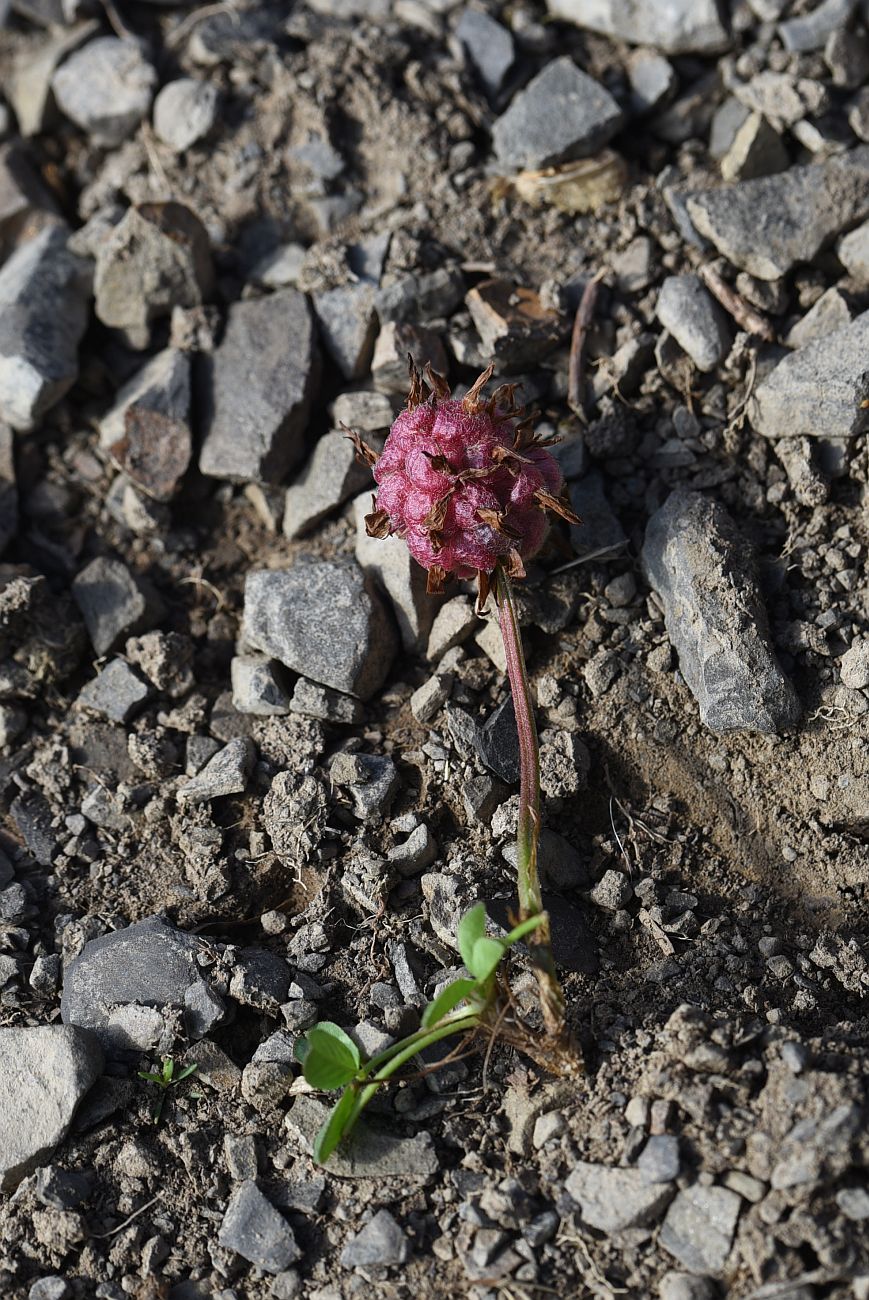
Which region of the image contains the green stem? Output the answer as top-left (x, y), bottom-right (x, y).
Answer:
top-left (494, 562), bottom-right (567, 1039)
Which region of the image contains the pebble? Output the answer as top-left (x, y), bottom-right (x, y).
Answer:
top-left (749, 310), bottom-right (869, 440)
top-left (95, 202), bottom-right (214, 349)
top-left (426, 596), bottom-right (477, 660)
top-left (568, 470), bottom-right (627, 555)
top-left (35, 1164), bottom-right (92, 1211)
top-left (840, 641), bottom-right (869, 689)
top-left (286, 1094), bottom-right (439, 1179)
top-left (659, 1274), bottom-right (718, 1300)
top-left (153, 78), bottom-right (219, 152)
top-left (466, 279), bottom-right (566, 369)
top-left (837, 218), bottom-right (869, 283)
top-left (475, 695), bottom-right (519, 784)
top-left (353, 492), bottom-right (435, 651)
top-left (638, 1135), bottom-right (681, 1183)
top-left (331, 752), bottom-right (400, 821)
top-left (76, 658), bottom-right (151, 724)
top-left (0, 225), bottom-right (91, 431)
top-left (590, 868), bottom-right (633, 911)
top-left (98, 348), bottom-right (192, 501)
top-left (177, 736), bottom-right (255, 805)
top-left (545, 0), bottom-right (729, 53)
top-left (231, 656), bottom-right (291, 716)
top-left (565, 1161), bottom-right (674, 1232)
top-left (0, 1025), bottom-right (103, 1190)
top-left (783, 286), bottom-right (851, 349)
top-left (60, 916), bottom-right (225, 1049)
top-left (837, 1187), bottom-right (869, 1221)
top-left (778, 0), bottom-right (855, 52)
top-left (642, 490), bottom-right (801, 733)
top-left (371, 320), bottom-right (448, 394)
top-left (332, 388), bottom-right (394, 432)
top-left (242, 560), bottom-right (397, 700)
top-left (283, 432), bottom-right (371, 539)
top-left (628, 50), bottom-right (676, 114)
top-left (29, 1277), bottom-right (71, 1300)
top-left (218, 1181), bottom-right (301, 1274)
top-left (72, 557), bottom-right (162, 657)
top-left (52, 38), bottom-right (157, 146)
top-left (312, 283), bottom-right (378, 380)
top-left (289, 677), bottom-right (364, 723)
top-left (340, 1209), bottom-right (410, 1268)
top-left (199, 290), bottom-right (319, 483)
top-left (388, 823), bottom-right (438, 876)
top-left (720, 111), bottom-right (789, 183)
top-left (659, 1185), bottom-right (741, 1274)
top-left (455, 8), bottom-right (515, 101)
top-left (532, 1110), bottom-right (567, 1148)
top-left (491, 56), bottom-right (623, 171)
top-left (656, 274), bottom-right (732, 372)
top-left (410, 673), bottom-right (452, 723)
top-left (686, 149), bottom-right (869, 280)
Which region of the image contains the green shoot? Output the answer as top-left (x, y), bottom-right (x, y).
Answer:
top-left (137, 1055), bottom-right (200, 1122)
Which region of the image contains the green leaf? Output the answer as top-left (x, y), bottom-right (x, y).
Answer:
top-left (293, 1036), bottom-right (311, 1065)
top-left (174, 1063), bottom-right (199, 1083)
top-left (503, 914), bottom-right (546, 947)
top-left (298, 1022), bottom-right (362, 1090)
top-left (313, 1086), bottom-right (358, 1164)
top-left (457, 903), bottom-right (488, 970)
top-left (161, 1058), bottom-right (174, 1085)
top-left (470, 935), bottom-right (506, 983)
top-left (137, 1071), bottom-right (163, 1085)
top-left (421, 977), bottom-right (478, 1029)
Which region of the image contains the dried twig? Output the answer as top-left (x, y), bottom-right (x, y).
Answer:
top-left (568, 273), bottom-right (605, 417)
top-left (698, 263), bottom-right (776, 342)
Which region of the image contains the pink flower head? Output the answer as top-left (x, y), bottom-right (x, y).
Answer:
top-left (346, 361), bottom-right (578, 610)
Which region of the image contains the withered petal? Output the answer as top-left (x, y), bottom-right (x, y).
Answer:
top-left (341, 423), bottom-right (379, 467)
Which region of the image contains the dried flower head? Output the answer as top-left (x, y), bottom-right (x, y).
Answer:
top-left (346, 360), bottom-right (578, 610)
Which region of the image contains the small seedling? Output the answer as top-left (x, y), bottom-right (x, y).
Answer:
top-left (138, 1056), bottom-right (200, 1122)
top-left (298, 359), bottom-right (586, 1162)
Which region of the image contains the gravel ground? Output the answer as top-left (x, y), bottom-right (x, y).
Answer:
top-left (1, 1), bottom-right (868, 1298)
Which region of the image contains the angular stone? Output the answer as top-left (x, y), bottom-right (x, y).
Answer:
top-left (545, 0), bottom-right (729, 54)
top-left (475, 695), bottom-right (519, 784)
top-left (290, 678), bottom-right (364, 723)
top-left (72, 556), bottom-right (162, 657)
top-left (659, 1185), bottom-right (741, 1274)
top-left (242, 560), bottom-right (397, 700)
top-left (331, 752), bottom-right (400, 821)
top-left (95, 202), bottom-right (214, 348)
top-left (177, 736), bottom-right (255, 805)
top-left (466, 280), bottom-right (567, 370)
top-left (410, 673), bottom-right (452, 723)
top-left (76, 658), bottom-right (151, 723)
top-left (218, 1181), bottom-right (301, 1274)
top-left (568, 470), bottom-right (627, 554)
top-left (627, 50), bottom-right (676, 114)
top-left (426, 596), bottom-right (477, 661)
top-left (642, 490), bottom-right (800, 733)
top-left (388, 823), bottom-right (438, 876)
top-left (286, 1094), bottom-right (439, 1180)
top-left (656, 274), bottom-right (732, 372)
top-left (52, 37), bottom-right (157, 147)
top-left (837, 218), bottom-right (869, 283)
top-left (720, 111), bottom-right (789, 183)
top-left (0, 141), bottom-right (61, 254)
top-left (340, 1208), bottom-right (410, 1268)
top-left (492, 57), bottom-right (623, 171)
top-left (312, 283), bottom-right (378, 381)
top-left (783, 286), bottom-right (851, 349)
top-left (353, 492), bottom-right (435, 651)
top-left (231, 656), bottom-right (291, 716)
top-left (153, 78), bottom-right (219, 152)
top-left (371, 320), bottom-right (448, 394)
top-left (778, 0), bottom-right (855, 52)
top-left (750, 311), bottom-right (869, 440)
top-left (456, 8), bottom-right (515, 100)
top-left (199, 290), bottom-right (319, 483)
top-left (0, 423), bottom-right (16, 556)
top-left (7, 22), bottom-right (99, 139)
top-left (565, 1161), bottom-right (674, 1232)
top-left (0, 225), bottom-right (91, 431)
top-left (686, 149), bottom-right (869, 280)
top-left (61, 917), bottom-right (224, 1049)
top-left (332, 388), bottom-right (395, 432)
top-left (0, 1025), bottom-right (103, 1191)
top-left (283, 432), bottom-right (372, 539)
top-left (98, 348), bottom-right (192, 500)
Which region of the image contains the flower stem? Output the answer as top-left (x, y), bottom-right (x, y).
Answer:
top-left (495, 562), bottom-right (567, 1040)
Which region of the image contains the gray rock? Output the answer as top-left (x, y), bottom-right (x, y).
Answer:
top-left (837, 1186), bottom-right (869, 1220)
top-left (659, 1274), bottom-right (718, 1300)
top-left (686, 149), bottom-right (869, 280)
top-left (371, 320), bottom-right (448, 394)
top-left (243, 561), bottom-right (396, 701)
top-left (503, 826), bottom-right (590, 890)
top-left (7, 23), bottom-right (99, 139)
top-left (590, 868), bottom-right (633, 910)
top-left (565, 1161), bottom-right (674, 1232)
top-left (177, 736), bottom-right (255, 805)
top-left (840, 640), bottom-right (869, 689)
top-left (199, 290), bottom-right (320, 483)
top-left (98, 348), bottom-right (192, 501)
top-left (456, 8), bottom-right (515, 100)
top-left (0, 423), bottom-right (16, 555)
top-left (251, 243), bottom-right (307, 289)
top-left (656, 274), bottom-right (732, 372)
top-left (627, 49), bottom-right (676, 114)
top-left (29, 1277), bottom-right (71, 1300)
top-left (388, 823), bottom-right (438, 876)
top-left (61, 916), bottom-right (224, 1049)
top-left (720, 111), bottom-right (789, 183)
top-left (231, 656), bottom-right (291, 716)
top-left (638, 1135), bottom-right (681, 1183)
top-left (778, 0), bottom-right (855, 52)
top-left (353, 492), bottom-right (436, 651)
top-left (410, 673), bottom-right (452, 723)
top-left (0, 141), bottom-right (60, 252)
top-left (545, 0), bottom-right (729, 54)
top-left (218, 1181), bottom-right (301, 1274)
top-left (52, 37), bottom-right (157, 146)
top-left (426, 596), bottom-right (477, 660)
top-left (95, 202), bottom-right (214, 348)
top-left (0, 225), bottom-right (91, 431)
top-left (0, 1025), bottom-right (103, 1190)
top-left (332, 388), bottom-right (395, 432)
top-left (312, 283), bottom-right (378, 380)
top-left (475, 694), bottom-right (519, 784)
top-left (76, 658), bottom-right (151, 723)
top-left (283, 433), bottom-right (372, 539)
top-left (659, 1185), bottom-right (741, 1274)
top-left (35, 1164), bottom-right (91, 1210)
top-left (492, 57), bottom-right (623, 171)
top-left (568, 470), bottom-right (627, 555)
top-left (837, 218), bottom-right (869, 282)
top-left (289, 677), bottom-right (364, 723)
top-left (642, 490), bottom-right (800, 733)
top-left (331, 751), bottom-right (400, 821)
top-left (340, 1208), bottom-right (410, 1268)
top-left (230, 950), bottom-right (293, 1012)
top-left (783, 286), bottom-right (852, 349)
top-left (152, 78), bottom-right (219, 152)
top-left (72, 556), bottom-right (162, 657)
top-left (286, 1094), bottom-right (439, 1179)
top-left (750, 311), bottom-right (869, 440)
